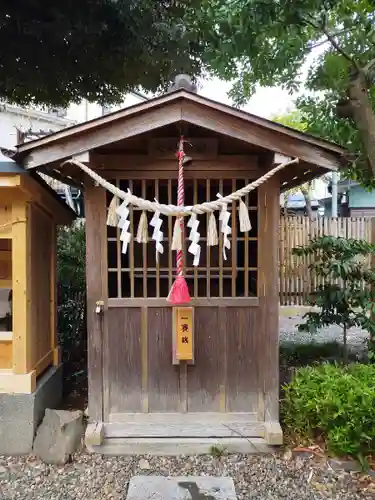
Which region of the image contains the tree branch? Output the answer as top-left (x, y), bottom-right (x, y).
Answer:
top-left (322, 27), bottom-right (361, 72)
top-left (303, 15), bottom-right (361, 72)
top-left (309, 27), bottom-right (359, 51)
top-left (363, 57), bottom-right (375, 75)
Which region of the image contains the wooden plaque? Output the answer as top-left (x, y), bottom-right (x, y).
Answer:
top-left (173, 306), bottom-right (194, 364)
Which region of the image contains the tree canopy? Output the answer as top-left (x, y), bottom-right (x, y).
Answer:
top-left (197, 0), bottom-right (375, 184)
top-left (0, 0), bottom-right (204, 108)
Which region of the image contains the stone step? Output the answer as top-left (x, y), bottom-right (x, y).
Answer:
top-left (86, 436), bottom-right (273, 455)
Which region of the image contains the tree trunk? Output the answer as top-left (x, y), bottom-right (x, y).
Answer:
top-left (347, 71), bottom-right (375, 178)
top-left (300, 186), bottom-right (314, 220)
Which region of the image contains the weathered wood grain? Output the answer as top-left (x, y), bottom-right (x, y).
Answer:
top-left (106, 307), bottom-right (142, 413)
top-left (29, 204), bottom-right (52, 372)
top-left (147, 308), bottom-right (179, 412)
top-left (104, 421), bottom-right (265, 438)
top-left (225, 308), bottom-right (260, 413)
top-left (187, 307), bottom-right (221, 412)
top-left (258, 173), bottom-right (280, 421)
top-left (85, 182), bottom-right (106, 420)
top-left (109, 412), bottom-right (258, 423)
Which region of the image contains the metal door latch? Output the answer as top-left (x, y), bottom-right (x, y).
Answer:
top-left (95, 300), bottom-right (104, 315)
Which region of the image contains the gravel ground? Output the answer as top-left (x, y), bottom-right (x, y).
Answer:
top-left (279, 310), bottom-right (368, 351)
top-left (1, 452), bottom-right (374, 500)
top-left (1, 311), bottom-right (372, 500)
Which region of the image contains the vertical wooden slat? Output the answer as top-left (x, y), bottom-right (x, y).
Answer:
top-left (244, 178), bottom-right (249, 297)
top-left (168, 179), bottom-right (173, 290)
top-left (259, 173), bottom-right (280, 421)
top-left (231, 179), bottom-right (237, 297)
top-left (107, 308), bottom-right (142, 413)
top-left (84, 182), bottom-right (107, 421)
top-left (141, 307), bottom-right (148, 412)
top-left (187, 307), bottom-right (222, 412)
top-left (12, 201), bottom-right (30, 374)
top-left (193, 179), bottom-right (198, 298)
top-left (50, 224), bottom-right (58, 360)
top-left (296, 216), bottom-right (301, 305)
top-left (279, 216), bottom-right (285, 305)
top-left (179, 363), bottom-right (188, 413)
top-left (279, 215), bottom-right (375, 306)
top-left (289, 217), bottom-right (295, 305)
top-left (142, 180), bottom-right (147, 298)
top-left (219, 306), bottom-right (227, 412)
top-left (371, 218), bottom-right (375, 326)
top-left (301, 216), bottom-right (306, 305)
top-left (206, 179), bottom-right (211, 298)
top-left (116, 180), bottom-right (121, 297)
top-left (148, 308), bottom-right (179, 411)
top-left (155, 179), bottom-right (160, 298)
top-left (219, 179), bottom-right (223, 297)
top-left (129, 180), bottom-right (135, 298)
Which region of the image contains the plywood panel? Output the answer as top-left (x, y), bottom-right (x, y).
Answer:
top-left (225, 307), bottom-right (260, 413)
top-left (0, 341), bottom-right (12, 369)
top-left (187, 307), bottom-right (222, 412)
top-left (147, 308), bottom-right (179, 412)
top-left (29, 204), bottom-right (52, 372)
top-left (107, 307), bottom-right (142, 413)
top-left (0, 204), bottom-right (12, 239)
top-left (12, 201), bottom-right (29, 374)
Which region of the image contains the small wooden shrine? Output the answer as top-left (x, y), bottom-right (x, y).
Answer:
top-left (11, 85), bottom-right (344, 453)
top-left (0, 162), bottom-right (74, 393)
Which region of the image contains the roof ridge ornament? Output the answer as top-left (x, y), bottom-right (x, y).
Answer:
top-left (167, 74), bottom-right (197, 93)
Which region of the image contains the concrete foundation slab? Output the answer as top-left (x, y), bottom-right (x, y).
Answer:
top-left (126, 476), bottom-right (237, 500)
top-left (0, 364), bottom-right (63, 455)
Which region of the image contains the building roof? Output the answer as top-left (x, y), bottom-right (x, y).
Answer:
top-left (0, 160), bottom-right (76, 219)
top-left (5, 89), bottom-right (346, 191)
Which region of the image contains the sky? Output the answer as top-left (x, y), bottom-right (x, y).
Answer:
top-left (67, 43), bottom-right (326, 123)
top-left (197, 78), bottom-right (295, 118)
top-left (65, 78), bottom-right (297, 123)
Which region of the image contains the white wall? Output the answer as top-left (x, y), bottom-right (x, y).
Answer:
top-left (65, 94), bottom-right (146, 123)
top-left (0, 104), bottom-right (74, 158)
top-left (0, 93), bottom-right (146, 157)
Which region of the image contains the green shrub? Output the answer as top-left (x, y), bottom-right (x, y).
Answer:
top-left (57, 223), bottom-right (87, 395)
top-left (292, 236), bottom-right (375, 363)
top-left (282, 363), bottom-right (375, 458)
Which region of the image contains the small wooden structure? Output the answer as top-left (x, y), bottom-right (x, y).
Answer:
top-left (12, 90), bottom-right (344, 452)
top-left (0, 162), bottom-right (74, 393)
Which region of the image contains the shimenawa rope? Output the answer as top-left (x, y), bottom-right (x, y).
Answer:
top-left (63, 157), bottom-right (299, 216)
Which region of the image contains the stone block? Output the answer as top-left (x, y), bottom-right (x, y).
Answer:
top-left (0, 421), bottom-right (35, 455)
top-left (0, 365), bottom-right (63, 455)
top-left (33, 409), bottom-right (84, 464)
top-left (126, 476), bottom-right (237, 500)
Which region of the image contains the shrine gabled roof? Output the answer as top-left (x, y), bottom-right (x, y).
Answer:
top-left (10, 89), bottom-right (345, 172)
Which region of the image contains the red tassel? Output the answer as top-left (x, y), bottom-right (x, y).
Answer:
top-left (167, 275), bottom-right (191, 304)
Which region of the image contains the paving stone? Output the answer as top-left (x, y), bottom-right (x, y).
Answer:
top-left (328, 459), bottom-right (362, 473)
top-left (126, 476), bottom-right (237, 500)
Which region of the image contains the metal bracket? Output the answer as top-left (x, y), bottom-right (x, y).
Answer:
top-left (95, 300), bottom-right (104, 315)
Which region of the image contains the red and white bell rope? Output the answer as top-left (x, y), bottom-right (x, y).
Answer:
top-left (167, 137), bottom-right (191, 304)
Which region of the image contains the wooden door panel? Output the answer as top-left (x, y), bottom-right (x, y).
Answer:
top-left (187, 307), bottom-right (222, 412)
top-left (106, 307), bottom-right (142, 415)
top-left (147, 308), bottom-right (179, 412)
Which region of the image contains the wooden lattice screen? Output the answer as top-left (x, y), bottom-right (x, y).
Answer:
top-left (107, 179), bottom-right (258, 299)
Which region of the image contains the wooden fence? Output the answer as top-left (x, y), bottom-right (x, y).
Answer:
top-left (279, 216), bottom-right (373, 306)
